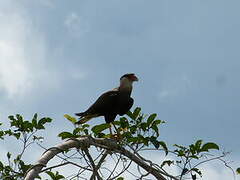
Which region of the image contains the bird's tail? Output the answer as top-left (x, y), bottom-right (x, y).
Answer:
top-left (75, 112), bottom-right (85, 117)
top-left (75, 113), bottom-right (99, 124)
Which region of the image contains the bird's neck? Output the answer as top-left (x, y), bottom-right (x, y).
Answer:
top-left (119, 79), bottom-right (133, 95)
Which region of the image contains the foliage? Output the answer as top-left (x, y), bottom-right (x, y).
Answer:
top-left (0, 108), bottom-right (235, 180)
top-left (237, 167), bottom-right (240, 174)
top-left (0, 114), bottom-right (52, 179)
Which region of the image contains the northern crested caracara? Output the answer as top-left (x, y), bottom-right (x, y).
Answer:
top-left (75, 73), bottom-right (138, 134)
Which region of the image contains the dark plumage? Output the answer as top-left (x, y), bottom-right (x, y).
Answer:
top-left (75, 73), bottom-right (138, 125)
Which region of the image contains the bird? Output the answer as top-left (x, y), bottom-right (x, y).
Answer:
top-left (75, 73), bottom-right (138, 135)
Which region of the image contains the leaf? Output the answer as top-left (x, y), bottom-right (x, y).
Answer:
top-left (92, 123), bottom-right (111, 134)
top-left (140, 122), bottom-right (148, 131)
top-left (37, 117), bottom-right (52, 129)
top-left (0, 161), bottom-right (4, 171)
top-left (191, 168), bottom-right (202, 177)
top-left (46, 171), bottom-right (55, 179)
top-left (7, 152), bottom-right (11, 159)
top-left (236, 168), bottom-right (240, 174)
top-left (32, 113), bottom-right (38, 128)
top-left (58, 132), bottom-right (74, 140)
top-left (132, 107), bottom-right (141, 120)
top-left (159, 141), bottom-right (168, 155)
top-left (151, 125), bottom-right (159, 136)
top-left (201, 142), bottom-right (219, 152)
top-left (127, 137), bottom-right (139, 143)
top-left (39, 117), bottom-right (52, 125)
top-left (161, 160), bottom-right (174, 168)
top-left (0, 131), bottom-right (4, 140)
top-left (8, 115), bottom-right (15, 121)
top-left (147, 113), bottom-right (157, 126)
top-left (64, 114), bottom-right (77, 124)
top-left (126, 111), bottom-right (134, 120)
top-left (194, 140), bottom-right (203, 153)
top-left (117, 177), bottom-right (124, 180)
top-left (129, 125), bottom-right (137, 134)
top-left (150, 136), bottom-right (159, 149)
top-left (152, 119), bottom-right (162, 126)
top-left (73, 128), bottom-right (82, 135)
top-left (33, 135), bottom-right (44, 141)
top-left (119, 117), bottom-right (129, 129)
top-left (192, 174), bottom-right (197, 180)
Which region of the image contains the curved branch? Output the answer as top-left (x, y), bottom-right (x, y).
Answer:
top-left (24, 136), bottom-right (167, 180)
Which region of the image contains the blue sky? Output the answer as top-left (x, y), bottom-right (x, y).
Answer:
top-left (0, 0), bottom-right (239, 179)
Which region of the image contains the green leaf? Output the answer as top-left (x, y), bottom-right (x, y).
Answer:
top-left (147, 113), bottom-right (157, 126)
top-left (117, 177), bottom-right (124, 180)
top-left (151, 125), bottom-right (159, 136)
top-left (127, 137), bottom-right (139, 143)
top-left (126, 111), bottom-right (134, 120)
top-left (131, 107), bottom-right (141, 120)
top-left (38, 117), bottom-right (52, 125)
top-left (7, 152), bottom-right (11, 159)
top-left (140, 122), bottom-right (148, 131)
top-left (92, 123), bottom-right (111, 134)
top-left (119, 117), bottom-right (129, 129)
top-left (0, 131), bottom-right (4, 140)
top-left (37, 117), bottom-right (52, 129)
top-left (13, 132), bottom-right (21, 139)
top-left (236, 168), bottom-right (240, 174)
top-left (152, 119), bottom-right (163, 126)
top-left (191, 168), bottom-right (202, 177)
top-left (161, 160), bottom-right (174, 168)
top-left (192, 174), bottom-right (197, 180)
top-left (64, 114), bottom-right (77, 124)
top-left (201, 142), bottom-right (219, 152)
top-left (8, 115), bottom-right (15, 121)
top-left (0, 161), bottom-right (4, 171)
top-left (73, 128), bottom-right (82, 135)
top-left (32, 113), bottom-right (38, 128)
top-left (46, 171), bottom-right (55, 179)
top-left (150, 136), bottom-right (159, 149)
top-left (194, 140), bottom-right (203, 152)
top-left (33, 135), bottom-right (44, 141)
top-left (58, 132), bottom-right (74, 140)
top-left (129, 125), bottom-right (137, 134)
top-left (159, 141), bottom-right (168, 155)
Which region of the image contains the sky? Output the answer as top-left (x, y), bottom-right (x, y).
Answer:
top-left (0, 0), bottom-right (239, 179)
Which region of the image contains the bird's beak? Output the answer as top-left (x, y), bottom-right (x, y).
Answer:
top-left (132, 75), bottom-right (139, 81)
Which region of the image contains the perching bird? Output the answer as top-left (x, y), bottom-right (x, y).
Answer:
top-left (75, 73), bottom-right (138, 134)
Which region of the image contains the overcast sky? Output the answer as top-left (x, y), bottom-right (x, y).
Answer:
top-left (0, 0), bottom-right (239, 179)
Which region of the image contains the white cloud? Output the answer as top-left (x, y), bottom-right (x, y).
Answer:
top-left (0, 2), bottom-right (59, 99)
top-left (70, 70), bottom-right (87, 80)
top-left (157, 74), bottom-right (191, 101)
top-left (64, 12), bottom-right (89, 37)
top-left (200, 163), bottom-right (238, 180)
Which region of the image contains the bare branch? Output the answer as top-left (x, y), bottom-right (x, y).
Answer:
top-left (24, 136), bottom-right (168, 180)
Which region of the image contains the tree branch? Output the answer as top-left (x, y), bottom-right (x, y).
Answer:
top-left (24, 136), bottom-right (167, 180)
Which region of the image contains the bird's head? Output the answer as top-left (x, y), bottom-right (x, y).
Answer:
top-left (120, 73), bottom-right (138, 82)
top-left (120, 73), bottom-right (138, 90)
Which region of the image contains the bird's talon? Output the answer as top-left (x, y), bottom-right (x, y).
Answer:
top-left (110, 133), bottom-right (123, 141)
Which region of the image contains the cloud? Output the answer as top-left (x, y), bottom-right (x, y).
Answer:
top-left (64, 12), bottom-right (89, 37)
top-left (0, 3), bottom-right (59, 100)
top-left (157, 74), bottom-right (191, 101)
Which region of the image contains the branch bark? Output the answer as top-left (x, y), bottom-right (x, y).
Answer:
top-left (24, 136), bottom-right (167, 180)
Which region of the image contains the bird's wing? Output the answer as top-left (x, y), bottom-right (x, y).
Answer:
top-left (118, 97), bottom-right (134, 116)
top-left (83, 90), bottom-right (119, 116)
